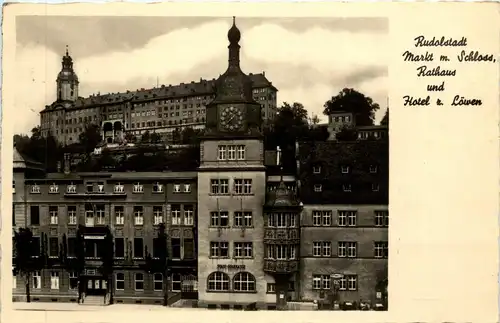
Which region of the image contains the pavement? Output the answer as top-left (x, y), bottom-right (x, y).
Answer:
top-left (12, 302), bottom-right (204, 311)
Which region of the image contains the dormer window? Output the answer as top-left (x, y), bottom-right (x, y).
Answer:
top-left (173, 184), bottom-right (181, 193)
top-left (341, 166), bottom-right (350, 174)
top-left (97, 183), bottom-right (105, 193)
top-left (369, 165), bottom-right (378, 173)
top-left (86, 184), bottom-right (94, 193)
top-left (12, 181), bottom-right (15, 194)
top-left (114, 183), bottom-right (124, 193)
top-left (31, 184), bottom-right (41, 194)
top-left (133, 183), bottom-right (144, 193)
top-left (67, 183), bottom-right (77, 194)
top-left (314, 184), bottom-right (322, 192)
top-left (184, 184), bottom-right (191, 193)
top-left (372, 183), bottom-right (380, 192)
top-left (153, 182), bottom-right (163, 193)
top-left (343, 184), bottom-right (352, 192)
top-left (313, 166), bottom-right (321, 174)
top-left (49, 183), bottom-right (59, 194)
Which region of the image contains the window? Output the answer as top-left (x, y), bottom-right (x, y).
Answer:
top-left (69, 272), bottom-right (78, 290)
top-left (12, 181), bottom-right (16, 194)
top-left (312, 275), bottom-right (331, 290)
top-left (339, 275), bottom-right (357, 291)
top-left (49, 238), bottom-right (59, 257)
top-left (313, 241), bottom-right (331, 257)
top-left (115, 206), bottom-right (124, 225)
top-left (135, 273), bottom-right (144, 291)
top-left (184, 239), bottom-right (195, 259)
top-left (183, 184), bottom-right (191, 193)
top-left (97, 182), bottom-right (105, 193)
top-left (338, 211), bottom-right (357, 227)
top-left (210, 179), bottom-right (229, 194)
top-left (217, 145), bottom-right (226, 160)
top-left (184, 205), bottom-right (194, 225)
top-left (171, 204), bottom-right (181, 225)
top-left (234, 242), bottom-right (253, 258)
top-left (267, 283), bottom-right (276, 293)
top-left (49, 206), bottom-right (58, 225)
top-left (228, 146), bottom-right (236, 160)
top-left (86, 183), bottom-right (94, 193)
top-left (237, 145), bottom-right (245, 160)
top-left (314, 184), bottom-right (322, 192)
top-left (173, 184), bottom-right (181, 193)
top-left (153, 206), bottom-right (163, 225)
top-left (210, 211), bottom-right (229, 227)
top-left (276, 213), bottom-right (287, 228)
top-left (171, 273), bottom-right (182, 291)
top-left (133, 238), bottom-right (144, 258)
top-left (342, 184), bottom-right (352, 192)
top-left (114, 183), bottom-right (124, 193)
top-left (134, 206), bottom-right (144, 225)
top-left (338, 241), bottom-right (357, 258)
top-left (375, 211), bottom-right (389, 227)
top-left (374, 241), bottom-right (388, 258)
top-left (313, 166), bottom-right (321, 174)
top-left (32, 271), bottom-right (41, 289)
top-left (171, 238), bottom-right (181, 259)
top-left (153, 182), bottom-right (163, 193)
top-left (233, 272), bottom-right (256, 292)
top-left (96, 205), bottom-right (105, 225)
top-left (50, 271), bottom-right (59, 290)
top-left (372, 183), bottom-right (380, 192)
top-left (207, 272), bottom-right (230, 291)
top-left (31, 184), bottom-right (40, 194)
top-left (67, 238), bottom-right (76, 258)
top-left (153, 273), bottom-right (163, 291)
top-left (67, 183), bottom-right (77, 194)
top-left (341, 166), bottom-right (350, 174)
top-left (68, 206), bottom-right (77, 225)
top-left (210, 241), bottom-right (229, 258)
top-left (234, 211), bottom-right (252, 227)
top-left (30, 206), bottom-right (40, 225)
top-left (243, 179), bottom-right (252, 194)
top-left (133, 182), bottom-right (144, 193)
top-left (312, 210), bottom-right (331, 226)
top-left (115, 238), bottom-right (125, 258)
top-left (370, 165), bottom-right (378, 173)
top-left (49, 183), bottom-right (59, 194)
top-left (116, 273), bottom-right (125, 290)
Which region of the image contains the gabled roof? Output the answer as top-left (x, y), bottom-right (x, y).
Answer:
top-left (13, 146), bottom-right (44, 170)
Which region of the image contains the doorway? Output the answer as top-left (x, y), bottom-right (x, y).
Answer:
top-left (86, 278), bottom-right (107, 296)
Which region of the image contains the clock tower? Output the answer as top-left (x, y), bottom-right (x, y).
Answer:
top-left (197, 18), bottom-right (270, 309)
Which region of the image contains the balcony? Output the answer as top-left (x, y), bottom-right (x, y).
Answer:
top-left (263, 259), bottom-right (299, 274)
top-left (264, 228), bottom-right (300, 244)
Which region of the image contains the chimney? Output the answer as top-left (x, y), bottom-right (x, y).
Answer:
top-left (56, 161), bottom-right (62, 173)
top-left (63, 153), bottom-right (71, 175)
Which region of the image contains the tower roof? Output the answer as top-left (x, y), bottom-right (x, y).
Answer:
top-left (57, 45), bottom-right (79, 83)
top-left (265, 177), bottom-right (301, 208)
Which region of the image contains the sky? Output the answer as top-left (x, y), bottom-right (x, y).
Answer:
top-left (15, 16), bottom-right (389, 135)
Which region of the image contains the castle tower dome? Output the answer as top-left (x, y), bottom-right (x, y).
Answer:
top-left (56, 45), bottom-right (79, 102)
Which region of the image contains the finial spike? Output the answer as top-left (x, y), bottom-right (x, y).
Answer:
top-left (232, 16), bottom-right (236, 25)
top-left (65, 45), bottom-right (69, 56)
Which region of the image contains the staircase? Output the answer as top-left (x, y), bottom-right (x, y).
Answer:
top-left (81, 295), bottom-right (107, 306)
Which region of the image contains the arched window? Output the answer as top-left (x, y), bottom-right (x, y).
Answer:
top-left (233, 272), bottom-right (256, 292)
top-left (207, 272), bottom-right (229, 291)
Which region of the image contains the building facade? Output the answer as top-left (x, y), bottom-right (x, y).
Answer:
top-left (14, 18), bottom-right (388, 310)
top-left (40, 49), bottom-right (278, 146)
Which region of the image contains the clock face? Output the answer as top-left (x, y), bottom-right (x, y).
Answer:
top-left (220, 106), bottom-right (244, 131)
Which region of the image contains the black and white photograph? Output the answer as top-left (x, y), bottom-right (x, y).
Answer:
top-left (11, 14), bottom-right (389, 312)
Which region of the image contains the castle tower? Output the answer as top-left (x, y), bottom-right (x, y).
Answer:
top-left (56, 46), bottom-right (79, 101)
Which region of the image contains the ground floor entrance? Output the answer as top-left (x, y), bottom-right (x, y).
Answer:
top-left (85, 277), bottom-right (107, 296)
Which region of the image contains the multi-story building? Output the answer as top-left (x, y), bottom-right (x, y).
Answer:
top-left (13, 150), bottom-right (198, 305)
top-left (14, 18), bottom-right (388, 310)
top-left (40, 49), bottom-right (278, 146)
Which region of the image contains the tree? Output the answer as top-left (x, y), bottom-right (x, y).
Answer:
top-left (380, 108), bottom-right (389, 126)
top-left (79, 124), bottom-right (101, 163)
top-left (335, 125), bottom-right (358, 141)
top-left (323, 88), bottom-right (380, 126)
top-left (144, 223), bottom-right (169, 306)
top-left (101, 226), bottom-right (114, 304)
top-left (14, 127), bottom-right (63, 171)
top-left (171, 128), bottom-right (182, 144)
top-left (124, 132), bottom-right (136, 143)
top-left (13, 228), bottom-right (37, 302)
top-left (141, 131), bottom-right (151, 143)
top-left (150, 132), bottom-right (162, 144)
